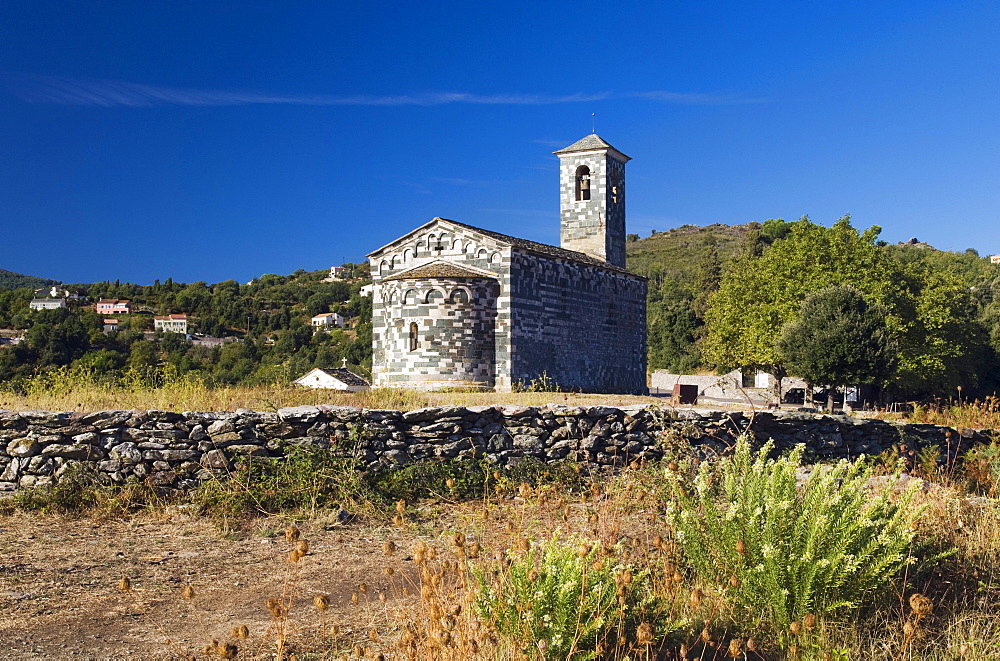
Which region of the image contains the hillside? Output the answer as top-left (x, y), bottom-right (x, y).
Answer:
top-left (0, 268), bottom-right (58, 290)
top-left (626, 223), bottom-right (754, 289)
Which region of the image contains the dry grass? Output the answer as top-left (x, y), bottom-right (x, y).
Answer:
top-left (83, 458), bottom-right (1000, 660)
top-left (0, 380), bottom-right (666, 414)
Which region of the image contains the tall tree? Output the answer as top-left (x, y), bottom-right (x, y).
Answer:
top-left (778, 285), bottom-right (896, 410)
top-left (703, 217), bottom-right (899, 390)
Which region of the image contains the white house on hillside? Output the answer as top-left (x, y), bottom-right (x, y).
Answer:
top-left (311, 312), bottom-right (344, 330)
top-left (293, 367), bottom-right (370, 391)
top-left (30, 298), bottom-right (67, 311)
top-left (154, 314), bottom-right (188, 333)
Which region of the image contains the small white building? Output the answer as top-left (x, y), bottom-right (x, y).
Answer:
top-left (991, 254), bottom-right (1000, 265)
top-left (29, 298), bottom-right (67, 311)
top-left (293, 367), bottom-right (370, 391)
top-left (311, 312), bottom-right (344, 330)
top-left (154, 314), bottom-right (188, 333)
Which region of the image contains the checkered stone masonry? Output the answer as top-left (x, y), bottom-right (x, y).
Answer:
top-left (508, 252), bottom-right (646, 394)
top-left (376, 277), bottom-right (501, 389)
top-left (558, 148), bottom-right (628, 268)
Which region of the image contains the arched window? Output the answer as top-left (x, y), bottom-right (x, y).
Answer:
top-left (409, 322), bottom-right (419, 352)
top-left (575, 165), bottom-right (591, 201)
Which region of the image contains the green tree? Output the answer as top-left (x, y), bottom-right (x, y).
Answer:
top-left (778, 285), bottom-right (896, 411)
top-left (703, 216), bottom-right (899, 397)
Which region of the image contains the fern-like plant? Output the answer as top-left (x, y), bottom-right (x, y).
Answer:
top-left (473, 535), bottom-right (663, 659)
top-left (665, 437), bottom-right (923, 640)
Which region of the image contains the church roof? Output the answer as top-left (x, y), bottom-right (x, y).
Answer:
top-left (383, 260), bottom-right (497, 281)
top-left (442, 219), bottom-right (637, 275)
top-left (369, 217), bottom-right (643, 278)
top-left (553, 134), bottom-right (630, 160)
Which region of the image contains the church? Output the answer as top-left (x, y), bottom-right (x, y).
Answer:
top-left (367, 134), bottom-right (647, 393)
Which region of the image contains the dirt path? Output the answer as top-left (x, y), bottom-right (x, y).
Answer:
top-left (0, 510), bottom-right (433, 659)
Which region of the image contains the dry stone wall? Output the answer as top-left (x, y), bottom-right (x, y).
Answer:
top-left (0, 405), bottom-right (994, 492)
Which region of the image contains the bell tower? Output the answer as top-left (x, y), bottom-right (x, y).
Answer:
top-left (554, 134), bottom-right (630, 268)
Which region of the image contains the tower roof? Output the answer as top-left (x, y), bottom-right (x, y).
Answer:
top-left (553, 134), bottom-right (631, 161)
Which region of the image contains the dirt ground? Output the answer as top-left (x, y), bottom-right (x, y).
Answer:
top-left (0, 508), bottom-right (447, 660)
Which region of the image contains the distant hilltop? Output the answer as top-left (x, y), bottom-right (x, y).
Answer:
top-left (0, 268), bottom-right (58, 290)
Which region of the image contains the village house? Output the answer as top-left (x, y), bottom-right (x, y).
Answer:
top-left (153, 314), bottom-right (188, 333)
top-left (293, 367), bottom-right (370, 391)
top-left (103, 318), bottom-right (120, 334)
top-left (368, 134), bottom-right (647, 393)
top-left (311, 312), bottom-right (344, 330)
top-left (29, 297), bottom-right (67, 311)
top-left (96, 299), bottom-right (132, 314)
top-left (991, 254), bottom-right (1000, 265)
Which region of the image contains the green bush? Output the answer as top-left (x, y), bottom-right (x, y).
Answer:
top-left (473, 535), bottom-right (665, 659)
top-left (192, 444), bottom-right (380, 518)
top-left (665, 436), bottom-right (923, 641)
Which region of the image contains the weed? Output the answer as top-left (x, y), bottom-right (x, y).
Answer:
top-left (665, 436), bottom-right (925, 643)
top-left (473, 534), bottom-right (669, 659)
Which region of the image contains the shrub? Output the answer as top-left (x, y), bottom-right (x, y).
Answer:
top-left (192, 445), bottom-right (381, 519)
top-left (665, 436), bottom-right (924, 641)
top-left (473, 534), bottom-right (664, 659)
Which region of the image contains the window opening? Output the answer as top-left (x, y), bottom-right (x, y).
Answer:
top-left (575, 165), bottom-right (591, 201)
top-left (409, 322), bottom-right (419, 352)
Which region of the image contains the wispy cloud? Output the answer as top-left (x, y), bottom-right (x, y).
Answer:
top-left (0, 73), bottom-right (767, 108)
top-left (1, 74), bottom-right (609, 108)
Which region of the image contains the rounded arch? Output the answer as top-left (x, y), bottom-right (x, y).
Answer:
top-left (403, 289), bottom-right (418, 305)
top-left (402, 248), bottom-right (412, 263)
top-left (465, 242), bottom-right (476, 254)
top-left (490, 252), bottom-right (502, 264)
top-left (575, 165), bottom-right (591, 201)
top-left (476, 248), bottom-right (489, 259)
top-left (379, 260), bottom-right (389, 275)
top-left (389, 255), bottom-right (397, 270)
top-left (388, 289), bottom-right (399, 305)
top-left (451, 238), bottom-right (463, 251)
top-left (425, 288), bottom-right (445, 304)
top-left (449, 287), bottom-right (471, 304)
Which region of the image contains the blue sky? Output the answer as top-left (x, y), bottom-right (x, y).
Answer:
top-left (1, 1), bottom-right (998, 284)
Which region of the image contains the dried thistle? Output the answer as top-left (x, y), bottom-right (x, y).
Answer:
top-left (351, 592), bottom-right (359, 605)
top-left (314, 594), bottom-right (330, 612)
top-left (231, 625), bottom-right (249, 640)
top-left (217, 642), bottom-right (239, 659)
top-left (636, 621), bottom-right (655, 646)
top-left (384, 566), bottom-right (395, 577)
top-left (452, 532), bottom-right (466, 549)
top-left (728, 638), bottom-right (743, 658)
top-left (803, 612), bottom-right (817, 630)
top-left (182, 585), bottom-right (195, 600)
top-left (909, 593), bottom-right (934, 617)
top-left (690, 588), bottom-right (703, 608)
top-left (359, 582), bottom-right (369, 594)
top-left (118, 577), bottom-right (132, 593)
top-left (285, 524), bottom-right (300, 542)
top-left (789, 621), bottom-right (802, 635)
top-left (296, 539), bottom-right (309, 555)
top-left (514, 537), bottom-right (531, 553)
top-left (395, 499), bottom-right (407, 515)
top-left (383, 540), bottom-right (396, 556)
top-left (265, 597), bottom-right (287, 619)
top-left (288, 549), bottom-right (303, 563)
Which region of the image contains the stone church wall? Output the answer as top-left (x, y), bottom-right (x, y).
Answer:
top-left (508, 251), bottom-right (647, 394)
top-left (6, 405), bottom-right (983, 493)
top-left (374, 277), bottom-right (500, 389)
